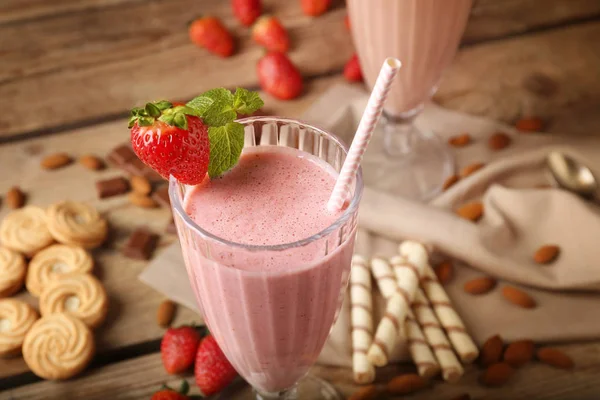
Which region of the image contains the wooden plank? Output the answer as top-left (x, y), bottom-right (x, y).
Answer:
top-left (3, 1), bottom-right (600, 139)
top-left (0, 74), bottom-right (347, 380)
top-left (4, 341), bottom-right (600, 399)
top-left (464, 0), bottom-right (600, 43)
top-left (0, 0), bottom-right (143, 25)
top-left (435, 21), bottom-right (600, 133)
top-left (0, 0), bottom-right (352, 138)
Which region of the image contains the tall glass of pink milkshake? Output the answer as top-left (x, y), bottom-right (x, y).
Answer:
top-left (347, 0), bottom-right (473, 201)
top-left (170, 117), bottom-right (363, 399)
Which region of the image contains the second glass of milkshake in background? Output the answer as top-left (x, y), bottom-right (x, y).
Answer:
top-left (347, 0), bottom-right (473, 201)
top-left (170, 118), bottom-right (363, 400)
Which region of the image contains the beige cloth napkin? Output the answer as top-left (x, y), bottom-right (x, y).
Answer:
top-left (140, 84), bottom-right (600, 368)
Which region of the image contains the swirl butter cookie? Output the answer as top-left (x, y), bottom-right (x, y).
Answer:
top-left (46, 201), bottom-right (108, 249)
top-left (0, 247), bottom-right (26, 297)
top-left (26, 244), bottom-right (93, 297)
top-left (0, 206), bottom-right (54, 257)
top-left (0, 299), bottom-right (39, 357)
top-left (40, 274), bottom-right (108, 329)
top-left (23, 312), bottom-right (94, 380)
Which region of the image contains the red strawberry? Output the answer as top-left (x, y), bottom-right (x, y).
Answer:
top-left (151, 381), bottom-right (190, 400)
top-left (189, 17), bottom-right (235, 57)
top-left (161, 326), bottom-right (202, 374)
top-left (344, 53), bottom-right (363, 82)
top-left (129, 101), bottom-right (210, 185)
top-left (300, 0), bottom-right (331, 16)
top-left (257, 52), bottom-right (303, 100)
top-left (344, 14), bottom-right (351, 31)
top-left (195, 335), bottom-right (237, 396)
top-left (252, 16), bottom-right (290, 53)
top-left (232, 0), bottom-right (262, 27)
top-left (151, 390), bottom-right (189, 400)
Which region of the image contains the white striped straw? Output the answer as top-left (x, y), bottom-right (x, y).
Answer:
top-left (327, 57), bottom-right (401, 212)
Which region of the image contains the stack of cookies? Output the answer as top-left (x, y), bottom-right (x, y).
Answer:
top-left (0, 200), bottom-right (109, 380)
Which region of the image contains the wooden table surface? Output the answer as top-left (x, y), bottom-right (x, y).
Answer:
top-left (1, 0), bottom-right (600, 399)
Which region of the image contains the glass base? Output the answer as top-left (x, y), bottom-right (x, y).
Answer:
top-left (358, 114), bottom-right (455, 202)
top-left (213, 375), bottom-right (342, 400)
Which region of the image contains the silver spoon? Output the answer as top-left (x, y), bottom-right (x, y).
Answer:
top-left (546, 151), bottom-right (598, 199)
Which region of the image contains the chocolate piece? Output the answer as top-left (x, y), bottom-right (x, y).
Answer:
top-left (107, 144), bottom-right (136, 166)
top-left (153, 185), bottom-right (171, 208)
top-left (166, 219), bottom-right (177, 234)
top-left (95, 177), bottom-right (130, 198)
top-left (122, 157), bottom-right (146, 176)
top-left (121, 159), bottom-right (165, 184)
top-left (123, 228), bottom-right (158, 260)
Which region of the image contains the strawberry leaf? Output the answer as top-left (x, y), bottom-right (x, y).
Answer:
top-left (233, 88), bottom-right (264, 115)
top-left (208, 122), bottom-right (244, 178)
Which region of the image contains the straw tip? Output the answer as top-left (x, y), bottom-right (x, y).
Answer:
top-left (385, 57), bottom-right (402, 69)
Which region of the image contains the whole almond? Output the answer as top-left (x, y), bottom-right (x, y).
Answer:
top-left (504, 339), bottom-right (535, 367)
top-left (443, 174), bottom-right (459, 191)
top-left (488, 132), bottom-right (512, 151)
top-left (434, 261), bottom-right (454, 284)
top-left (5, 186), bottom-right (25, 209)
top-left (480, 362), bottom-right (514, 387)
top-left (516, 117), bottom-right (544, 133)
top-left (130, 175), bottom-right (152, 195)
top-left (533, 244), bottom-right (560, 264)
top-left (501, 286), bottom-right (536, 309)
top-left (41, 153), bottom-right (73, 170)
top-left (460, 162), bottom-right (485, 178)
top-left (456, 201), bottom-right (484, 222)
top-left (156, 300), bottom-right (176, 327)
top-left (387, 374), bottom-right (427, 395)
top-left (128, 192), bottom-right (158, 208)
top-left (448, 133), bottom-right (472, 147)
top-left (348, 385), bottom-right (379, 400)
top-left (464, 277), bottom-right (496, 295)
top-left (480, 334), bottom-right (504, 366)
top-left (536, 347), bottom-right (574, 370)
top-left (79, 154), bottom-right (105, 171)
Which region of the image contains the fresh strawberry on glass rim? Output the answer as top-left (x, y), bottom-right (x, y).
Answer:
top-left (129, 88), bottom-right (264, 184)
top-left (129, 101), bottom-right (210, 185)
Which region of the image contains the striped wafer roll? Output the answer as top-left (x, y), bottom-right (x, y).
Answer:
top-left (370, 257), bottom-right (439, 378)
top-left (327, 58), bottom-right (401, 212)
top-left (411, 289), bottom-right (464, 383)
top-left (421, 265), bottom-right (479, 363)
top-left (350, 254), bottom-right (375, 384)
top-left (370, 257), bottom-right (397, 298)
top-left (367, 246), bottom-right (425, 367)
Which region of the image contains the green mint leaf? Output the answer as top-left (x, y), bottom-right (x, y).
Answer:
top-left (207, 122), bottom-right (245, 178)
top-left (233, 88), bottom-right (264, 115)
top-left (186, 88), bottom-right (236, 127)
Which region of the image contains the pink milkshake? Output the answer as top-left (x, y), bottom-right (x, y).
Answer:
top-left (172, 121), bottom-right (362, 396)
top-left (348, 0), bottom-right (472, 116)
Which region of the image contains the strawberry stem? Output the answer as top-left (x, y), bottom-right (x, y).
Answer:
top-left (128, 101), bottom-right (198, 129)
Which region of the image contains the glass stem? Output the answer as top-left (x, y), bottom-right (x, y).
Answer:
top-left (382, 110), bottom-right (421, 158)
top-left (255, 385), bottom-right (298, 400)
